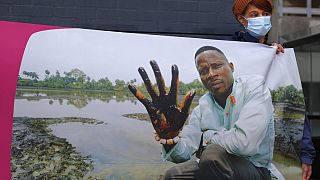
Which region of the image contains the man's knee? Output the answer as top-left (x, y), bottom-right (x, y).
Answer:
top-left (199, 144), bottom-right (232, 179)
top-left (164, 166), bottom-right (178, 180)
top-left (164, 161), bottom-right (199, 180)
top-left (200, 144), bottom-right (227, 163)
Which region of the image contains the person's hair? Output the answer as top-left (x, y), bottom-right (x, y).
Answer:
top-left (194, 46), bottom-right (228, 64)
top-left (233, 0), bottom-right (273, 20)
top-left (239, 0), bottom-right (273, 44)
top-left (242, 0), bottom-right (272, 15)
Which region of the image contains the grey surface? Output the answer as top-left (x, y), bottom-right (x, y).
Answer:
top-left (0, 0), bottom-right (240, 39)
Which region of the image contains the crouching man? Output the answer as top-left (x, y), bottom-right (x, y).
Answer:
top-left (129, 46), bottom-right (275, 180)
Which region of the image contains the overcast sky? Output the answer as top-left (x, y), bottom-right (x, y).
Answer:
top-left (20, 28), bottom-right (302, 90)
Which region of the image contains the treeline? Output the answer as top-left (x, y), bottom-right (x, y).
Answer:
top-left (18, 69), bottom-right (208, 95)
top-left (271, 85), bottom-right (305, 105)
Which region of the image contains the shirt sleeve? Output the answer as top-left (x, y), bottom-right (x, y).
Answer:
top-left (161, 107), bottom-right (202, 163)
top-left (203, 82), bottom-right (273, 156)
top-left (300, 115), bottom-right (316, 165)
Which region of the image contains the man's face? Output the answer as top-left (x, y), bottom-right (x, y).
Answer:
top-left (196, 50), bottom-right (234, 97)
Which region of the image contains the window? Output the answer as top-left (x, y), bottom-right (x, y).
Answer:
top-left (279, 0), bottom-right (320, 17)
top-left (312, 0), bottom-right (320, 8)
top-left (284, 0), bottom-right (306, 7)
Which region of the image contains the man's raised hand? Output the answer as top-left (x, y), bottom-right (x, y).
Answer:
top-left (128, 60), bottom-right (196, 139)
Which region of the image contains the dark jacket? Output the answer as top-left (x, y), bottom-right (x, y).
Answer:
top-left (301, 115), bottom-right (316, 164)
top-left (231, 30), bottom-right (316, 165)
top-left (232, 31), bottom-right (261, 43)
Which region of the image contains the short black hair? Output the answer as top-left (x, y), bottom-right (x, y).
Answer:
top-left (194, 46), bottom-right (228, 64)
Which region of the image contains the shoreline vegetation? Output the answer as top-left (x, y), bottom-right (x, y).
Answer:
top-left (18, 68), bottom-right (208, 96)
top-left (18, 68), bottom-right (306, 111)
top-left (11, 117), bottom-right (105, 179)
top-left (123, 113), bottom-right (150, 122)
top-left (16, 88), bottom-right (201, 110)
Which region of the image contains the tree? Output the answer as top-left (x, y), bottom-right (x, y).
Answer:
top-left (30, 72), bottom-right (39, 81)
top-left (130, 78), bottom-right (137, 84)
top-left (22, 71), bottom-right (39, 81)
top-left (55, 70), bottom-right (61, 78)
top-left (86, 76), bottom-right (91, 83)
top-left (44, 69), bottom-right (50, 81)
top-left (22, 71), bottom-right (29, 77)
top-left (179, 81), bottom-right (187, 94)
top-left (271, 85), bottom-right (305, 105)
top-left (97, 77), bottom-right (113, 90)
top-left (114, 79), bottom-right (126, 91)
top-left (63, 68), bottom-right (87, 89)
top-left (45, 69), bottom-right (50, 76)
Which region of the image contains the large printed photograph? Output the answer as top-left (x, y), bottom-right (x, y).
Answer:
top-left (12, 28), bottom-right (304, 179)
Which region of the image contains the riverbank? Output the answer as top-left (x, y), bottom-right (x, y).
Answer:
top-left (123, 113), bottom-right (150, 121)
top-left (11, 117), bottom-right (104, 179)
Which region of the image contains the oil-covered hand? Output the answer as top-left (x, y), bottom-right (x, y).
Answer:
top-left (128, 60), bottom-right (196, 139)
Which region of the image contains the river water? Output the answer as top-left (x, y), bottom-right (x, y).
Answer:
top-left (13, 89), bottom-right (301, 179)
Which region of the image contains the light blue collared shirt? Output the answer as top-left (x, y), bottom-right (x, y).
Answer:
top-left (162, 75), bottom-right (275, 170)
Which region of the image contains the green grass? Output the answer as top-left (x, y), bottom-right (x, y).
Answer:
top-left (275, 111), bottom-right (304, 120)
top-left (272, 150), bottom-right (300, 167)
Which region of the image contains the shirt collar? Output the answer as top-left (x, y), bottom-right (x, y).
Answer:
top-left (209, 79), bottom-right (237, 109)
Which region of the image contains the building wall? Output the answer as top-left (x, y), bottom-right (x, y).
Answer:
top-left (0, 0), bottom-right (241, 40)
top-left (276, 16), bottom-right (320, 42)
top-left (295, 52), bottom-right (320, 82)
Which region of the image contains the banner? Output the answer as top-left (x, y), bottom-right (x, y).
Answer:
top-left (1, 21), bottom-right (304, 179)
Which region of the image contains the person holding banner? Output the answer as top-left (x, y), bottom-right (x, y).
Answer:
top-left (232, 0), bottom-right (316, 179)
top-left (129, 46), bottom-right (275, 179)
top-left (232, 0), bottom-right (284, 54)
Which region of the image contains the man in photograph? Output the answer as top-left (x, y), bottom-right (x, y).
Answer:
top-left (129, 46), bottom-right (275, 180)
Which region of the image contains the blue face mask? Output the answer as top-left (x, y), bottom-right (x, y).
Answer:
top-left (243, 16), bottom-right (272, 38)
